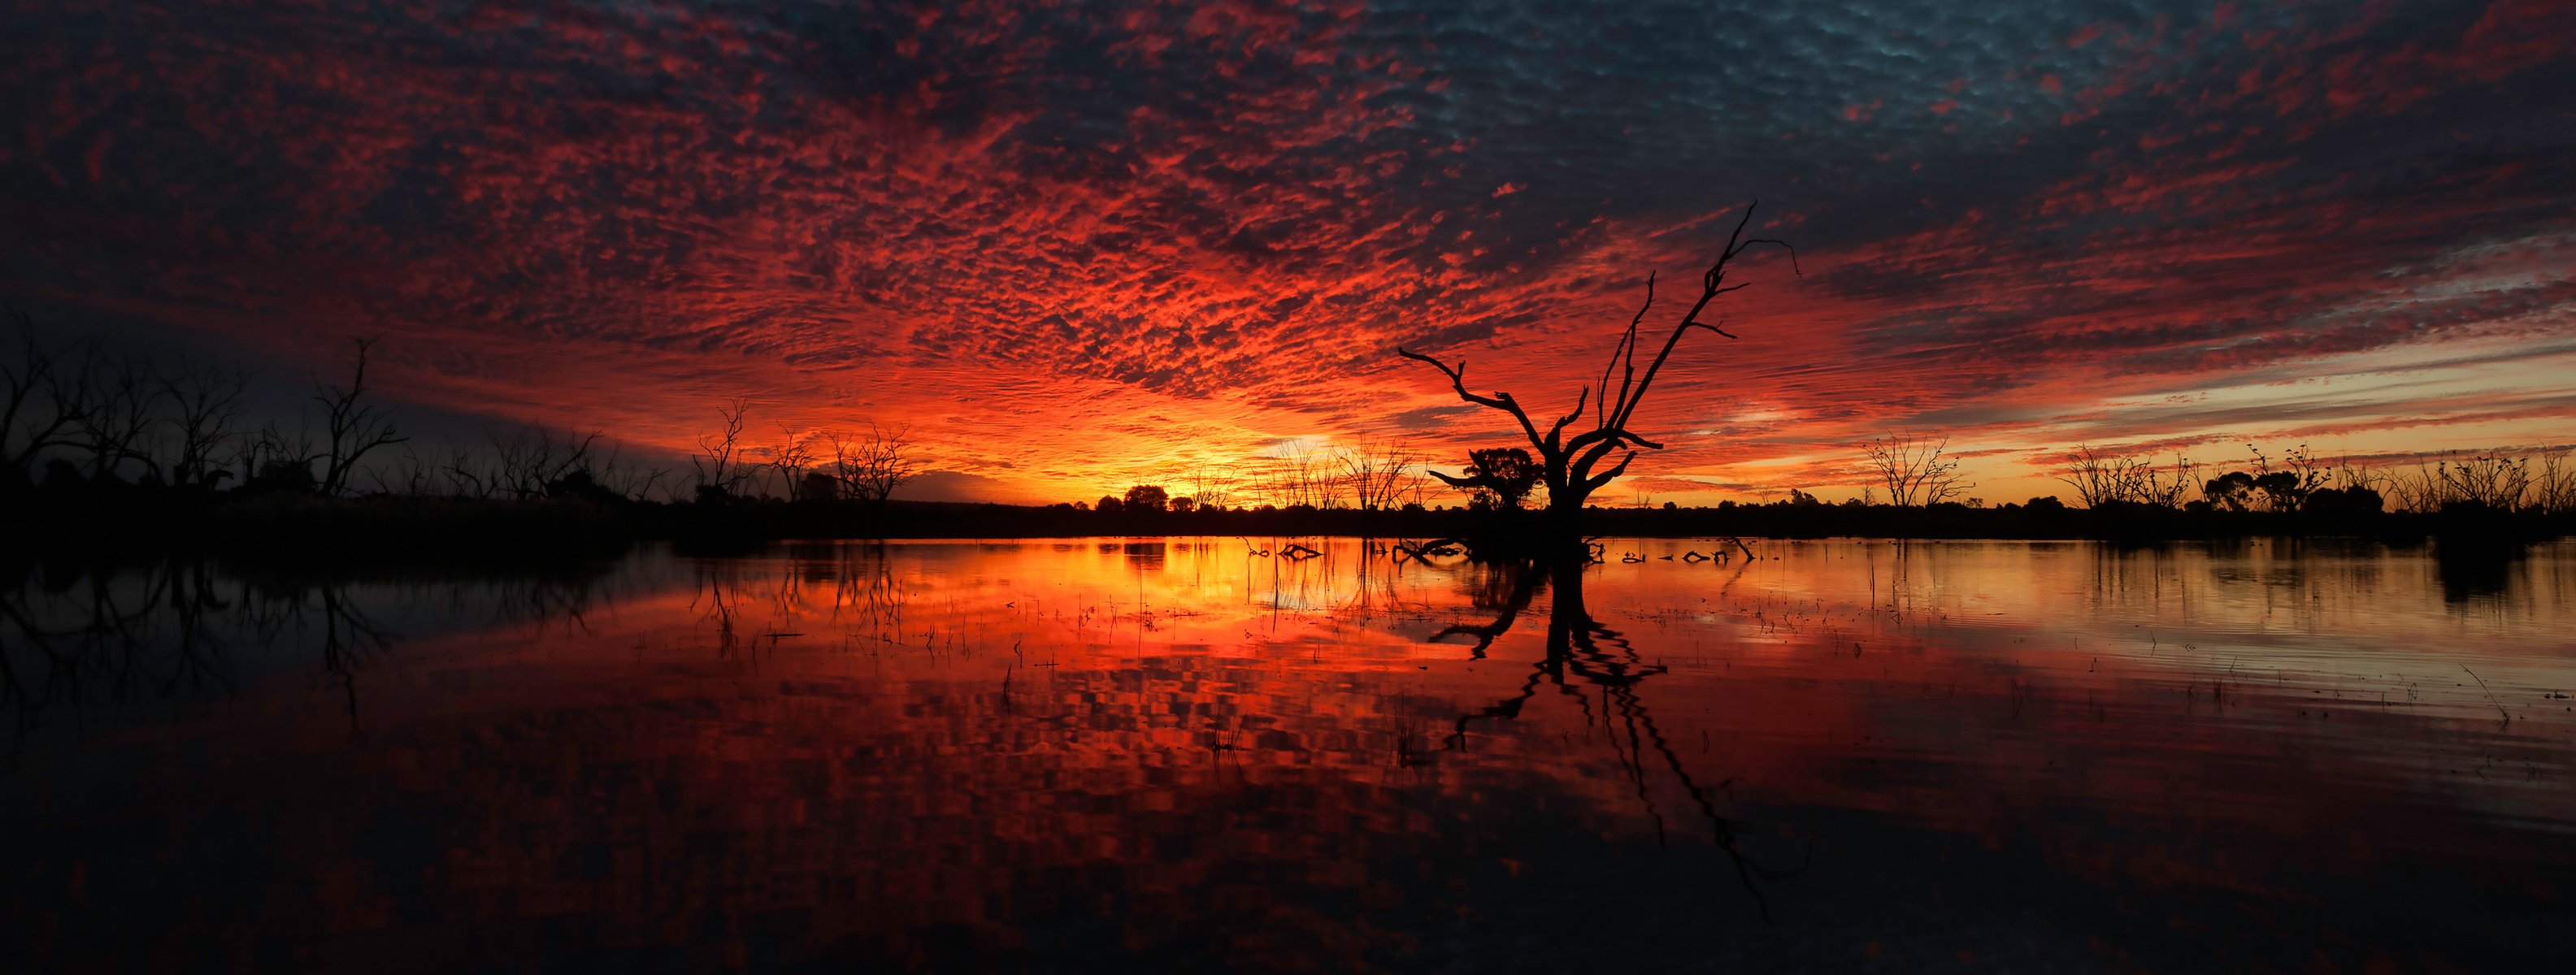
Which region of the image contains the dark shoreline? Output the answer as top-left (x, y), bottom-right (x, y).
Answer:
top-left (7, 493), bottom-right (2567, 567)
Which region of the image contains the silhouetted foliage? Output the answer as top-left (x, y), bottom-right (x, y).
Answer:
top-left (1436, 447), bottom-right (1542, 511)
top-left (1123, 484), bottom-right (1169, 513)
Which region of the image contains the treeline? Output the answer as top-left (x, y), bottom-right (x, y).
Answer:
top-left (0, 324), bottom-right (920, 561)
top-left (10, 317), bottom-right (2571, 554)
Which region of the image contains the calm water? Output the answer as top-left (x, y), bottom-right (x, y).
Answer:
top-left (6, 538), bottom-right (2574, 972)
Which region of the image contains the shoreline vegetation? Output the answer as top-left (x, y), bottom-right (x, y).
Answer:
top-left (9, 312), bottom-right (2574, 570)
top-left (9, 488), bottom-right (2571, 564)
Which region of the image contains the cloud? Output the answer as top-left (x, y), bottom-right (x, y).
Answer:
top-left (2, 0), bottom-right (2569, 503)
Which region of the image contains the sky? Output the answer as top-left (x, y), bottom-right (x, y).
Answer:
top-left (5, 0), bottom-right (2573, 505)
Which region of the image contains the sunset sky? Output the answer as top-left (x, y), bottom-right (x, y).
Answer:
top-left (6, 0), bottom-right (2572, 505)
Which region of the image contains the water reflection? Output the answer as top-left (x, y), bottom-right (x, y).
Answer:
top-left (3, 540), bottom-right (2573, 971)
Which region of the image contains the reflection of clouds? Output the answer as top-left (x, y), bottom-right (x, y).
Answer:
top-left (5, 2), bottom-right (2572, 502)
top-left (11, 539), bottom-right (2576, 968)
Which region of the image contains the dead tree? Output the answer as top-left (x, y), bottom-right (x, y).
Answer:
top-left (1399, 202), bottom-right (1795, 528)
top-left (488, 424), bottom-right (604, 500)
top-left (692, 398), bottom-right (752, 500)
top-left (2057, 444), bottom-right (2196, 509)
top-left (1336, 439), bottom-right (1423, 511)
top-left (1862, 433), bottom-right (1970, 507)
top-left (2, 309), bottom-right (94, 486)
top-left (314, 338), bottom-right (406, 496)
top-left (831, 422), bottom-right (917, 507)
top-left (160, 362), bottom-right (251, 489)
top-left (76, 349), bottom-right (164, 483)
top-left (768, 425), bottom-right (819, 501)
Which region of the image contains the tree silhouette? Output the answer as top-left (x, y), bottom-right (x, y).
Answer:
top-left (830, 422), bottom-right (917, 507)
top-left (314, 338), bottom-right (406, 497)
top-left (692, 398), bottom-right (752, 501)
top-left (1435, 446), bottom-right (1543, 511)
top-left (1123, 483), bottom-right (1170, 513)
top-left (1399, 202), bottom-right (1794, 530)
top-left (2, 310), bottom-right (93, 490)
top-left (1861, 432), bottom-right (1970, 507)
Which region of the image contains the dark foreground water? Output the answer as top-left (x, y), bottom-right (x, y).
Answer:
top-left (4, 538), bottom-right (2573, 972)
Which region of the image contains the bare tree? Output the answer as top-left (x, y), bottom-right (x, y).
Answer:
top-left (831, 422), bottom-right (917, 507)
top-left (160, 362), bottom-right (250, 489)
top-left (2536, 450), bottom-right (2576, 517)
top-left (2435, 454), bottom-right (2531, 510)
top-left (76, 349), bottom-right (165, 483)
top-left (1183, 464), bottom-right (1237, 510)
top-left (592, 445), bottom-right (671, 503)
top-left (1862, 433), bottom-right (1971, 507)
top-left (313, 338), bottom-right (407, 496)
top-left (1, 307), bottom-right (94, 486)
top-left (692, 398), bottom-right (752, 500)
top-left (1258, 438), bottom-right (1343, 509)
top-left (1336, 439), bottom-right (1423, 511)
top-left (769, 426), bottom-right (821, 501)
top-left (487, 424), bottom-right (605, 500)
top-left (1400, 202), bottom-right (1795, 526)
top-left (236, 422), bottom-right (318, 493)
top-left (2057, 444), bottom-right (2196, 509)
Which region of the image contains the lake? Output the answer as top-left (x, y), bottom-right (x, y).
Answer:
top-left (5, 538), bottom-right (2573, 971)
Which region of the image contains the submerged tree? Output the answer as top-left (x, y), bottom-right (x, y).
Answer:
top-left (1399, 202), bottom-right (1795, 530)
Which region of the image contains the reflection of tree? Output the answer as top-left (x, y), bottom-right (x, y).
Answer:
top-left (1432, 554), bottom-right (1801, 919)
top-left (1423, 560), bottom-right (1543, 659)
top-left (0, 561), bottom-right (402, 743)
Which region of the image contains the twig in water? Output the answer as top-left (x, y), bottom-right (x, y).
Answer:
top-left (2461, 665), bottom-right (2512, 723)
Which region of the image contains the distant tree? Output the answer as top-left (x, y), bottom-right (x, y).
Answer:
top-left (1399, 202), bottom-right (1795, 528)
top-left (1861, 432), bottom-right (1971, 507)
top-left (770, 426), bottom-right (819, 500)
top-left (830, 422), bottom-right (918, 508)
top-left (1171, 495), bottom-right (1197, 514)
top-left (2025, 495), bottom-right (2066, 511)
top-left (1437, 446), bottom-right (1543, 511)
top-left (691, 398), bottom-right (752, 502)
top-left (1094, 494), bottom-right (1123, 514)
top-left (1336, 440), bottom-right (1423, 510)
top-left (314, 338), bottom-right (407, 496)
top-left (1123, 483), bottom-right (1170, 513)
top-left (1183, 465), bottom-right (1236, 510)
top-left (797, 470), bottom-right (841, 503)
top-left (76, 349), bottom-right (163, 483)
top-left (2057, 444), bottom-right (2196, 509)
top-left (2, 308), bottom-right (95, 490)
top-left (488, 424), bottom-right (604, 500)
top-left (235, 422), bottom-right (315, 494)
top-left (1255, 439), bottom-right (1341, 509)
top-left (2304, 484), bottom-right (2385, 518)
top-left (545, 469), bottom-right (626, 505)
top-left (160, 362), bottom-right (250, 490)
top-left (2203, 470), bottom-right (2262, 513)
